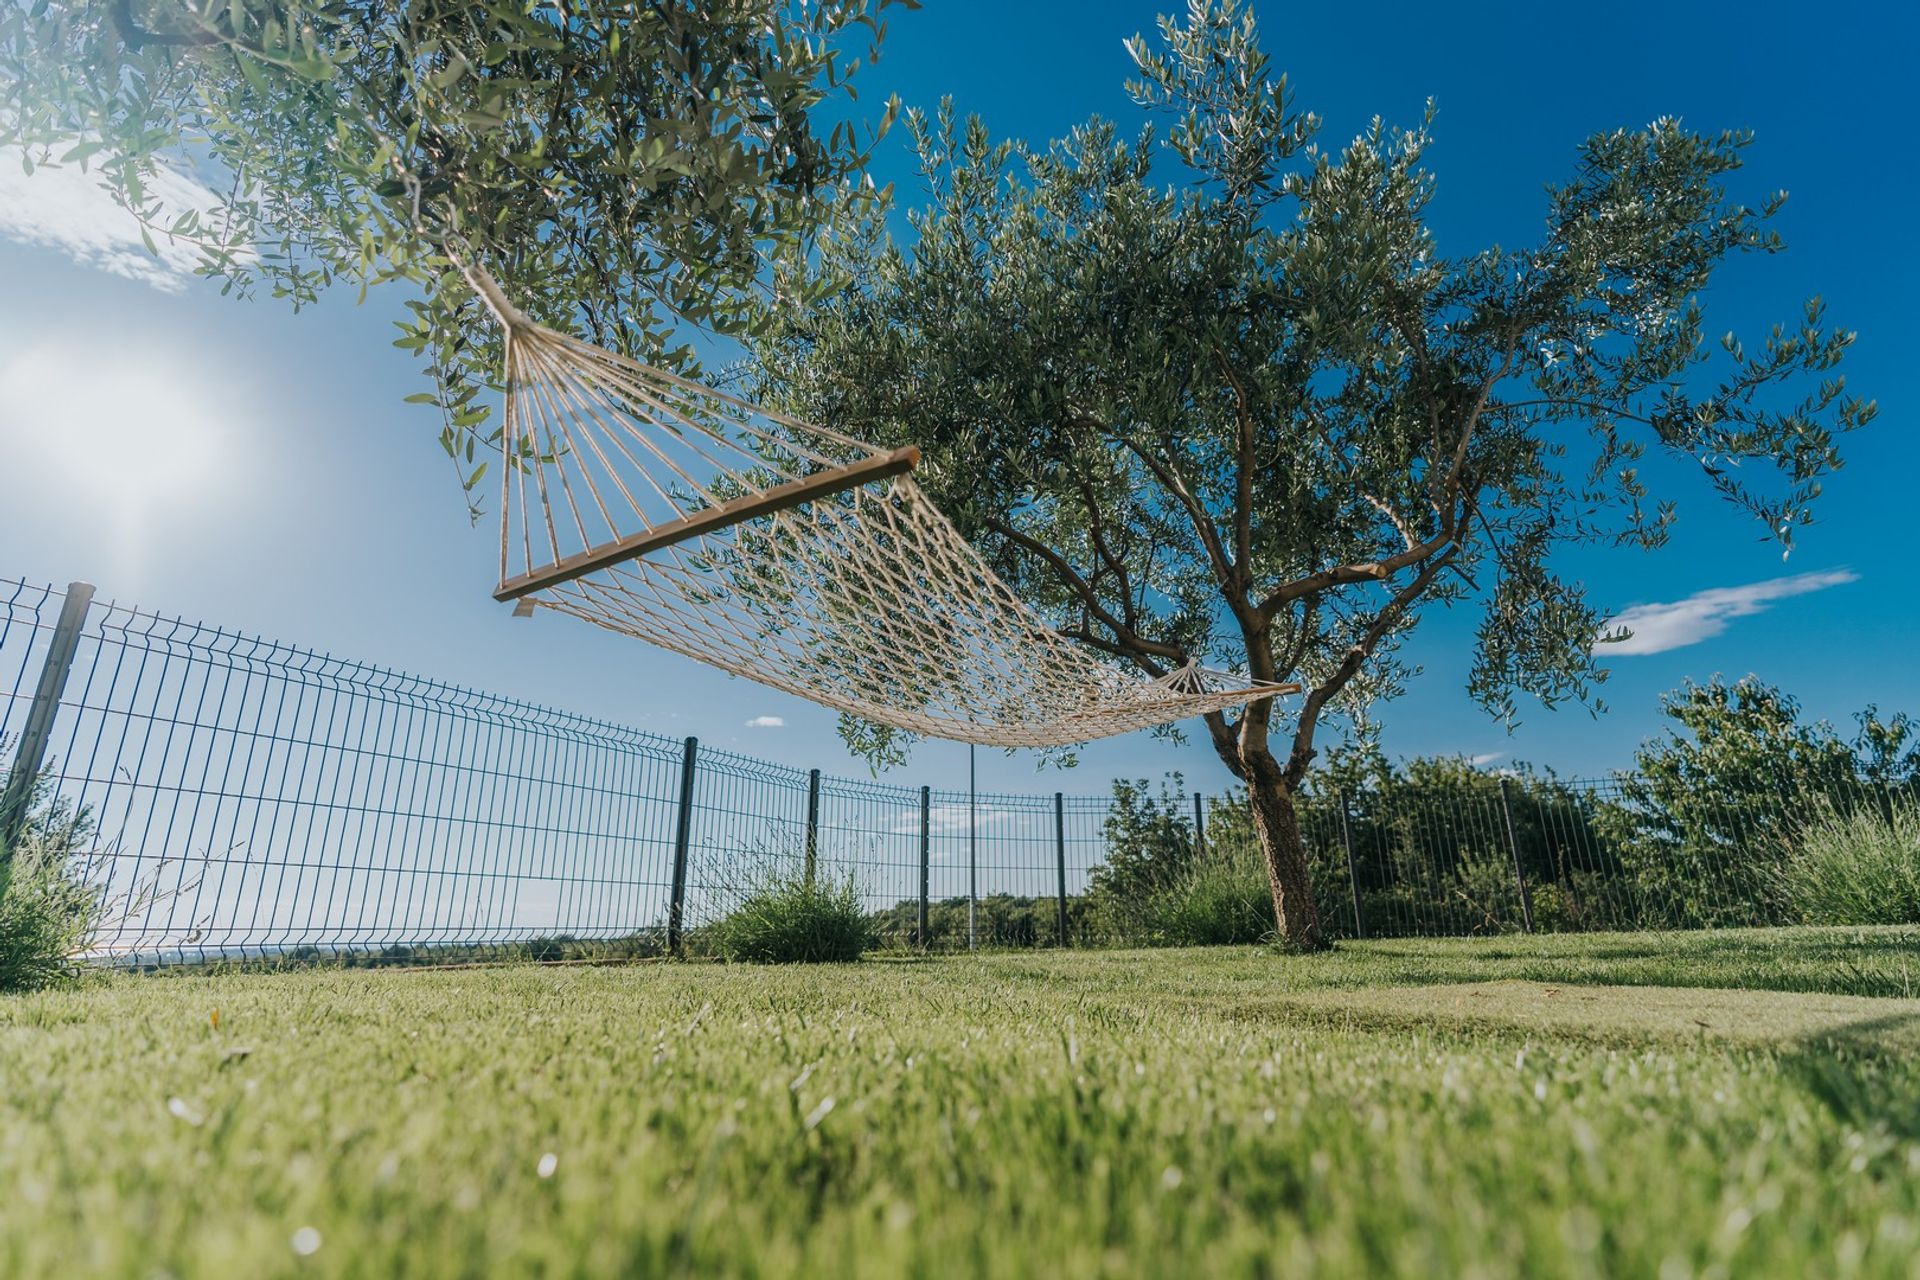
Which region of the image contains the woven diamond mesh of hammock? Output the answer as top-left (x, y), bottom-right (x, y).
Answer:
top-left (463, 263), bottom-right (1292, 748)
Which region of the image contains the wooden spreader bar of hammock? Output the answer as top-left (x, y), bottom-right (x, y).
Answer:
top-left (495, 445), bottom-right (923, 602)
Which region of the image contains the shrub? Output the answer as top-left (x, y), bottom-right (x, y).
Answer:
top-left (1775, 803), bottom-right (1920, 926)
top-left (704, 869), bottom-right (875, 963)
top-left (1347, 855), bottom-right (1530, 939)
top-left (1119, 841), bottom-right (1273, 947)
top-left (1, 799), bottom-right (103, 993)
top-left (1085, 776), bottom-right (1200, 940)
top-left (1593, 679), bottom-right (1920, 929)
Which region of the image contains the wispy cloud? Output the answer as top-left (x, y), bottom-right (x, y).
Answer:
top-left (0, 146), bottom-right (230, 291)
top-left (927, 803), bottom-right (1016, 834)
top-left (1468, 753), bottom-right (1505, 767)
top-left (743, 714), bottom-right (786, 729)
top-left (889, 804), bottom-right (1018, 838)
top-left (1597, 569), bottom-right (1858, 656)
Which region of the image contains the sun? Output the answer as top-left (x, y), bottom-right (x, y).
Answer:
top-left (0, 338), bottom-right (248, 516)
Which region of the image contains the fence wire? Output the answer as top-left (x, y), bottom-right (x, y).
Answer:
top-left (1, 576), bottom-right (1909, 966)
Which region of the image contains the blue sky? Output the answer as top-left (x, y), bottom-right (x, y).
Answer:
top-left (0, 0), bottom-right (1912, 793)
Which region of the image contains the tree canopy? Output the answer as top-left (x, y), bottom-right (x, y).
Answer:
top-left (758, 2), bottom-right (1872, 777)
top-left (2, 0), bottom-right (909, 508)
top-left (752, 0), bottom-right (1874, 945)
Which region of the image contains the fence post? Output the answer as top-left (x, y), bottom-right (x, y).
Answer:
top-left (0, 582), bottom-right (95, 896)
top-left (667, 735), bottom-right (698, 956)
top-left (1192, 790), bottom-right (1205, 861)
top-left (1338, 789), bottom-right (1364, 940)
top-left (967, 744), bottom-right (977, 953)
top-left (1054, 792), bottom-right (1069, 947)
top-left (804, 766), bottom-right (821, 885)
top-left (1497, 776), bottom-right (1535, 933)
top-left (918, 785), bottom-right (931, 948)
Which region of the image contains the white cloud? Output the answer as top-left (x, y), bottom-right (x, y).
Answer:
top-left (0, 146), bottom-right (231, 291)
top-left (1468, 753), bottom-right (1505, 767)
top-left (743, 715), bottom-right (785, 728)
top-left (1596, 569), bottom-right (1858, 656)
top-left (889, 804), bottom-right (1018, 838)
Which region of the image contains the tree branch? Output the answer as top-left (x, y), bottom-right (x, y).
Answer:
top-left (983, 516), bottom-right (1186, 668)
top-left (1358, 489), bottom-right (1420, 553)
top-left (1275, 594), bottom-right (1320, 679)
top-left (1487, 398), bottom-right (1654, 425)
top-left (1214, 348), bottom-right (1256, 590)
top-left (1117, 436), bottom-right (1246, 614)
top-left (1073, 471), bottom-right (1141, 635)
top-left (1253, 523), bottom-right (1459, 622)
top-left (1201, 708), bottom-right (1249, 780)
top-left (1438, 338), bottom-right (1516, 503)
top-left (1058, 628), bottom-right (1171, 677)
top-left (1282, 545), bottom-right (1460, 786)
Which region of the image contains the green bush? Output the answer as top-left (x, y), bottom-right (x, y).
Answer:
top-left (1775, 804), bottom-right (1920, 926)
top-left (703, 869), bottom-right (876, 964)
top-left (1136, 843), bottom-right (1274, 947)
top-left (1, 799), bottom-right (103, 993)
top-left (1593, 678), bottom-right (1920, 930)
top-left (1085, 775), bottom-right (1201, 942)
top-left (1347, 854), bottom-right (1528, 939)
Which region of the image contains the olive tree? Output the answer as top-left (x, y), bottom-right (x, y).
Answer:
top-left (754, 1), bottom-right (1874, 948)
top-left (2, 0), bottom-right (908, 509)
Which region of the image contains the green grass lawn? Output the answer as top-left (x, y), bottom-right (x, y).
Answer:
top-left (5, 928), bottom-right (1919, 1278)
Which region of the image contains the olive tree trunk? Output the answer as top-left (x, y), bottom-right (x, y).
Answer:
top-left (1244, 752), bottom-right (1325, 951)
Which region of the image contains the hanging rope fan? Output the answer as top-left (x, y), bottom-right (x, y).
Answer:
top-left (457, 260), bottom-right (1294, 748)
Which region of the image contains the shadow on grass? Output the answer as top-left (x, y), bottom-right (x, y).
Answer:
top-left (1781, 1009), bottom-right (1920, 1141)
top-left (1327, 927), bottom-right (1920, 999)
top-left (1214, 978), bottom-right (1920, 1065)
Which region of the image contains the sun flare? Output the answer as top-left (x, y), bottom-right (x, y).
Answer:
top-left (0, 339), bottom-right (247, 516)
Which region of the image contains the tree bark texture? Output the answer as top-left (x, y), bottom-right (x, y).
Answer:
top-left (1243, 750), bottom-right (1325, 951)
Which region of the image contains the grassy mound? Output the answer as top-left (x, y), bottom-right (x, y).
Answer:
top-left (703, 869), bottom-right (875, 963)
top-left (1778, 802), bottom-right (1920, 925)
top-left (1139, 843), bottom-right (1274, 946)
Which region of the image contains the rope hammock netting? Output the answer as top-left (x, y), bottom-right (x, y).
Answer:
top-left (459, 261), bottom-right (1294, 748)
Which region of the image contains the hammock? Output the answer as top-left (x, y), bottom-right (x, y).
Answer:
top-left (459, 260), bottom-right (1294, 748)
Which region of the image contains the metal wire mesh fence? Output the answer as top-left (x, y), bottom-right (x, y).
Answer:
top-left (1, 576), bottom-right (1911, 967)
